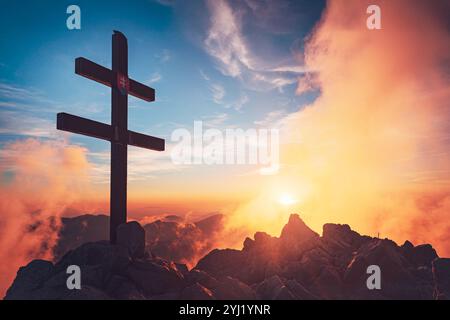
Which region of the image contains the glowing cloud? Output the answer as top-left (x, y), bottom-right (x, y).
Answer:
top-left (0, 139), bottom-right (94, 297)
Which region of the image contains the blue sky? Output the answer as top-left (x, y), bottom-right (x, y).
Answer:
top-left (0, 0), bottom-right (324, 186)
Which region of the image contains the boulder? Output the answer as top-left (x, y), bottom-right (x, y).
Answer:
top-left (280, 214), bottom-right (319, 244)
top-left (195, 249), bottom-right (244, 280)
top-left (213, 276), bottom-right (256, 300)
top-left (432, 258), bottom-right (450, 300)
top-left (186, 269), bottom-right (220, 289)
top-left (284, 279), bottom-right (318, 300)
top-left (54, 241), bottom-right (130, 274)
top-left (117, 221), bottom-right (146, 259)
top-left (279, 214), bottom-right (319, 261)
top-left (104, 275), bottom-right (145, 299)
top-left (255, 275), bottom-right (296, 300)
top-left (180, 283), bottom-right (215, 300)
top-left (4, 260), bottom-right (54, 300)
top-left (322, 223), bottom-right (371, 256)
top-left (308, 265), bottom-right (344, 299)
top-left (125, 260), bottom-right (184, 296)
top-left (403, 243), bottom-right (438, 267)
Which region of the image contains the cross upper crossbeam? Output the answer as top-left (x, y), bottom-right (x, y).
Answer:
top-left (75, 57), bottom-right (156, 102)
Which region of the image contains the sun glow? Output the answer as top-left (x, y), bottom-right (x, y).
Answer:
top-left (278, 193), bottom-right (298, 206)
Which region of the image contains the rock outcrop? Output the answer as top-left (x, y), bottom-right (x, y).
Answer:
top-left (5, 214), bottom-right (449, 300)
top-left (195, 214), bottom-right (446, 300)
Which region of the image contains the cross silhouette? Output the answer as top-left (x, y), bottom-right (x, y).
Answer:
top-left (57, 31), bottom-right (165, 243)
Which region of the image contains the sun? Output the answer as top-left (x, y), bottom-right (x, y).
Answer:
top-left (278, 193), bottom-right (298, 206)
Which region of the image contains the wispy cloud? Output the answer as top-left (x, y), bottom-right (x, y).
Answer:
top-left (88, 143), bottom-right (185, 183)
top-left (210, 83), bottom-right (226, 105)
top-left (147, 72), bottom-right (162, 84)
top-left (204, 0), bottom-right (254, 78)
top-left (226, 94), bottom-right (248, 111)
top-left (203, 0), bottom-right (308, 92)
top-left (254, 109), bottom-right (287, 127)
top-left (0, 81), bottom-right (106, 139)
top-left (155, 49), bottom-right (171, 63)
top-left (0, 111), bottom-right (56, 138)
top-left (0, 83), bottom-right (47, 102)
top-left (199, 69), bottom-right (210, 81)
top-left (200, 70), bottom-right (249, 111)
top-left (202, 112), bottom-right (229, 128)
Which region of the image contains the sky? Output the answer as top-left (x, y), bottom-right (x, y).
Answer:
top-left (0, 0), bottom-right (323, 208)
top-left (1, 1), bottom-right (450, 294)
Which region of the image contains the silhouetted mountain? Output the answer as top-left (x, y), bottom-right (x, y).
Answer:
top-left (53, 214), bottom-right (109, 261)
top-left (54, 214), bottom-right (224, 265)
top-left (144, 214), bottom-right (224, 265)
top-left (5, 214), bottom-right (450, 300)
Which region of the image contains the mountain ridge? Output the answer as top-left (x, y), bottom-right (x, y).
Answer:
top-left (5, 214), bottom-right (450, 300)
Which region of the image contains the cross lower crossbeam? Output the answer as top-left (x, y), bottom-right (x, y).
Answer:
top-left (57, 113), bottom-right (164, 151)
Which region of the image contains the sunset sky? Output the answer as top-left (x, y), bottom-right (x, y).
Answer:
top-left (0, 0), bottom-right (323, 204)
top-left (1, 0), bottom-right (450, 284)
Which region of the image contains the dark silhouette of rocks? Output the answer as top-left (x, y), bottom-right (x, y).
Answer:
top-left (195, 214), bottom-right (448, 300)
top-left (5, 214), bottom-right (450, 300)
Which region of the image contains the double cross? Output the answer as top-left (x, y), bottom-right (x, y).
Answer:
top-left (57, 31), bottom-right (165, 243)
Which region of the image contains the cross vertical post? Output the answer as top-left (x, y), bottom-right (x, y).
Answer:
top-left (110, 31), bottom-right (128, 244)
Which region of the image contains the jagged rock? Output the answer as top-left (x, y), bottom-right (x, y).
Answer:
top-left (321, 224), bottom-right (371, 261)
top-left (180, 283), bottom-right (215, 300)
top-left (344, 239), bottom-right (435, 299)
top-left (5, 214), bottom-right (450, 300)
top-left (175, 263), bottom-right (189, 276)
top-left (105, 275), bottom-right (145, 300)
top-left (5, 260), bottom-right (54, 300)
top-left (284, 279), bottom-right (318, 300)
top-left (5, 222), bottom-right (184, 300)
top-left (323, 223), bottom-right (360, 245)
top-left (213, 276), bottom-right (256, 300)
top-left (284, 246), bottom-right (332, 285)
top-left (62, 285), bottom-right (112, 300)
top-left (255, 275), bottom-right (296, 300)
top-left (432, 258), bottom-right (450, 300)
top-left (117, 221), bottom-right (146, 259)
top-left (308, 265), bottom-right (344, 299)
top-left (54, 241), bottom-right (130, 274)
top-left (344, 255), bottom-right (368, 284)
top-left (402, 243), bottom-right (438, 267)
top-left (279, 214), bottom-right (319, 261)
top-left (125, 260), bottom-right (184, 296)
top-left (280, 214), bottom-right (319, 244)
top-left (243, 237), bottom-right (255, 251)
top-left (186, 269), bottom-right (220, 289)
top-left (195, 249), bottom-right (244, 280)
top-left (401, 240), bottom-right (414, 250)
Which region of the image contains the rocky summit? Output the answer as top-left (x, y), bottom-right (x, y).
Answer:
top-left (5, 214), bottom-right (450, 300)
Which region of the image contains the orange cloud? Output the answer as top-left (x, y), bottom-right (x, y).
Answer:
top-left (228, 0), bottom-right (450, 256)
top-left (0, 139), bottom-right (93, 297)
top-left (283, 0), bottom-right (450, 251)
